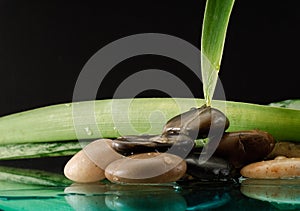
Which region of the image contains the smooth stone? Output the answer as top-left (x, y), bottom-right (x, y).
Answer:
top-left (64, 150), bottom-right (106, 183)
top-left (112, 135), bottom-right (172, 155)
top-left (83, 139), bottom-right (124, 170)
top-left (105, 152), bottom-right (187, 184)
top-left (185, 155), bottom-right (234, 181)
top-left (214, 130), bottom-right (275, 168)
top-left (64, 139), bottom-right (123, 183)
top-left (112, 134), bottom-right (194, 157)
top-left (240, 156), bottom-right (300, 179)
top-left (267, 141), bottom-right (300, 159)
top-left (162, 105), bottom-right (229, 139)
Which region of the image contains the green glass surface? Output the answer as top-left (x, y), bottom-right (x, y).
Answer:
top-left (1, 173), bottom-right (300, 211)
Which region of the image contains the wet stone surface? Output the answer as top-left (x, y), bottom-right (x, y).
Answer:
top-left (162, 105), bottom-right (230, 139)
top-left (112, 134), bottom-right (195, 156)
top-left (105, 152), bottom-right (187, 184)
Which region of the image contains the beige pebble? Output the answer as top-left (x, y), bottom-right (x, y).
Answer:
top-left (64, 139), bottom-right (124, 183)
top-left (240, 156), bottom-right (300, 179)
top-left (105, 152), bottom-right (187, 184)
top-left (64, 150), bottom-right (106, 183)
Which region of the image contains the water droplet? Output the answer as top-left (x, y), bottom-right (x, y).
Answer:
top-left (84, 127), bottom-right (93, 136)
top-left (163, 156), bottom-right (172, 165)
top-left (64, 103), bottom-right (71, 107)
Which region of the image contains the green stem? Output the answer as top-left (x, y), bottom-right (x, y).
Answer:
top-left (201, 0), bottom-right (235, 106)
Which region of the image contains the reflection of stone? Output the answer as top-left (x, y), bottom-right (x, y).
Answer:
top-left (64, 182), bottom-right (110, 211)
top-left (64, 182), bottom-right (108, 194)
top-left (241, 178), bottom-right (300, 210)
top-left (64, 182), bottom-right (186, 211)
top-left (105, 187), bottom-right (187, 211)
top-left (65, 194), bottom-right (109, 211)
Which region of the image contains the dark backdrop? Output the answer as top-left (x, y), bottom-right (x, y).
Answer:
top-left (1, 0), bottom-right (299, 116)
top-left (0, 0), bottom-right (299, 172)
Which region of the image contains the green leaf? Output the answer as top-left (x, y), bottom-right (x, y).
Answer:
top-left (0, 141), bottom-right (81, 160)
top-left (0, 98), bottom-right (300, 147)
top-left (201, 0), bottom-right (235, 105)
top-left (269, 99), bottom-right (300, 110)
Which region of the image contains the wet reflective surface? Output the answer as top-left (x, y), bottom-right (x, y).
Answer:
top-left (1, 178), bottom-right (300, 211)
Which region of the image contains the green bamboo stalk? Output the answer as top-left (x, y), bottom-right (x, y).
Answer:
top-left (0, 98), bottom-right (299, 147)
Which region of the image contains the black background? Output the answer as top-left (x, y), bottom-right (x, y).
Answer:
top-left (0, 0), bottom-right (299, 172)
top-left (1, 0), bottom-right (299, 116)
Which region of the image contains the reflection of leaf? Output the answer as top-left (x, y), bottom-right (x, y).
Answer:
top-left (269, 99), bottom-right (300, 110)
top-left (201, 0), bottom-right (235, 105)
top-left (0, 184), bottom-right (73, 211)
top-left (0, 167), bottom-right (73, 211)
